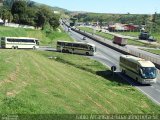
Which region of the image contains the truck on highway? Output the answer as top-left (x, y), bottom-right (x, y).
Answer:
top-left (70, 22), bottom-right (75, 27)
top-left (139, 32), bottom-right (156, 41)
top-left (113, 35), bottom-right (127, 46)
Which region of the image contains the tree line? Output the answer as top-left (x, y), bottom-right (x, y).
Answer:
top-left (0, 0), bottom-right (60, 30)
top-left (73, 12), bottom-right (160, 33)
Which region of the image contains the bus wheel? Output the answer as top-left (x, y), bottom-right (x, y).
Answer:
top-left (62, 49), bottom-right (65, 53)
top-left (15, 46), bottom-right (18, 49)
top-left (12, 46), bottom-right (15, 49)
top-left (66, 50), bottom-right (69, 53)
top-left (33, 46), bottom-right (36, 50)
top-left (122, 69), bottom-right (125, 74)
top-left (86, 52), bottom-right (89, 56)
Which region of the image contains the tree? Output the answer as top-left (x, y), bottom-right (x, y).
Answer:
top-left (27, 1), bottom-right (36, 7)
top-left (25, 7), bottom-right (37, 26)
top-left (3, 0), bottom-right (15, 8)
top-left (1, 8), bottom-right (13, 23)
top-left (34, 10), bottom-right (46, 29)
top-left (13, 14), bottom-right (19, 23)
top-left (11, 1), bottom-right (27, 24)
top-left (11, 1), bottom-right (27, 15)
top-left (49, 15), bottom-right (60, 29)
top-left (34, 5), bottom-right (60, 30)
top-left (2, 0), bottom-right (60, 30)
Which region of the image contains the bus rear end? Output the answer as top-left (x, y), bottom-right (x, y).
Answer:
top-left (35, 39), bottom-right (40, 49)
top-left (1, 37), bottom-right (6, 48)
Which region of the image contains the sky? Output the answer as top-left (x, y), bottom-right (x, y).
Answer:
top-left (33, 0), bottom-right (160, 14)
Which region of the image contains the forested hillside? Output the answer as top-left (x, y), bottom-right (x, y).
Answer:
top-left (73, 12), bottom-right (160, 33)
top-left (0, 0), bottom-right (60, 30)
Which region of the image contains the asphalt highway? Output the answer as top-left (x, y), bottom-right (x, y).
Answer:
top-left (67, 26), bottom-right (160, 105)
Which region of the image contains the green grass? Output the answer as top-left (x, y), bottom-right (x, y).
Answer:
top-left (77, 27), bottom-right (94, 33)
top-left (152, 33), bottom-right (160, 43)
top-left (128, 39), bottom-right (160, 48)
top-left (78, 27), bottom-right (113, 40)
top-left (127, 39), bottom-right (157, 48)
top-left (0, 50), bottom-right (160, 114)
top-left (117, 31), bottom-right (139, 37)
top-left (141, 49), bottom-right (160, 55)
top-left (45, 29), bottom-right (74, 48)
top-left (0, 26), bottom-right (74, 46)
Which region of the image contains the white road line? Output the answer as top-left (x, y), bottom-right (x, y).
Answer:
top-left (117, 73), bottom-right (160, 105)
top-left (155, 88), bottom-right (160, 93)
top-left (136, 87), bottom-right (160, 105)
top-left (152, 85), bottom-right (160, 93)
top-left (70, 26), bottom-right (160, 105)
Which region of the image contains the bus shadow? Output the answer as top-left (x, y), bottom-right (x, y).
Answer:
top-left (96, 70), bottom-right (130, 86)
top-left (119, 73), bottom-right (151, 87)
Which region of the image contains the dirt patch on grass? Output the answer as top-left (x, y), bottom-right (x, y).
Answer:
top-left (86, 94), bottom-right (109, 113)
top-left (0, 64), bottom-right (20, 86)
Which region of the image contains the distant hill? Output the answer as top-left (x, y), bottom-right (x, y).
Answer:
top-left (52, 6), bottom-right (70, 13)
top-left (32, 1), bottom-right (70, 14)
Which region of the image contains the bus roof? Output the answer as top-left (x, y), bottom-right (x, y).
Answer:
top-left (120, 55), bottom-right (155, 67)
top-left (57, 40), bottom-right (85, 44)
top-left (138, 60), bottom-right (155, 67)
top-left (57, 40), bottom-right (95, 46)
top-left (2, 36), bottom-right (38, 40)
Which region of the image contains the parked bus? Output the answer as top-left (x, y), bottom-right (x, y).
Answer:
top-left (120, 55), bottom-right (158, 84)
top-left (1, 37), bottom-right (39, 49)
top-left (57, 41), bottom-right (96, 56)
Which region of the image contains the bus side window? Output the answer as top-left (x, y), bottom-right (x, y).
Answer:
top-left (66, 43), bottom-right (72, 47)
top-left (61, 42), bottom-right (65, 46)
top-left (137, 66), bottom-right (141, 75)
top-left (73, 44), bottom-right (79, 48)
top-left (89, 46), bottom-right (93, 50)
top-left (137, 65), bottom-right (139, 70)
top-left (57, 42), bottom-right (61, 45)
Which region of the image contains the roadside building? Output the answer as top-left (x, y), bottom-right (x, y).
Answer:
top-left (108, 23), bottom-right (139, 32)
top-left (124, 24), bottom-right (139, 31)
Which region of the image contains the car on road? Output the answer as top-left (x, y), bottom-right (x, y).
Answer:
top-left (82, 36), bottom-right (86, 40)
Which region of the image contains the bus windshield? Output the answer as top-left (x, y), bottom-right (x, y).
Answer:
top-left (140, 67), bottom-right (157, 79)
top-left (89, 45), bottom-right (96, 52)
top-left (35, 40), bottom-right (39, 45)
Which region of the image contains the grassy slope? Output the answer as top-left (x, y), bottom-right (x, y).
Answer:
top-left (0, 26), bottom-right (160, 114)
top-left (0, 50), bottom-right (160, 114)
top-left (141, 49), bottom-right (160, 55)
top-left (0, 26), bottom-right (49, 44)
top-left (78, 27), bottom-right (113, 40)
top-left (0, 26), bottom-right (73, 47)
top-left (117, 32), bottom-right (139, 37)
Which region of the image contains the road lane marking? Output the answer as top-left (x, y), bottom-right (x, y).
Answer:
top-left (155, 88), bottom-right (160, 93)
top-left (118, 73), bottom-right (160, 105)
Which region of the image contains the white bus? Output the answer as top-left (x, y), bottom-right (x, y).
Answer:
top-left (57, 41), bottom-right (96, 56)
top-left (120, 55), bottom-right (158, 84)
top-left (1, 37), bottom-right (39, 49)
